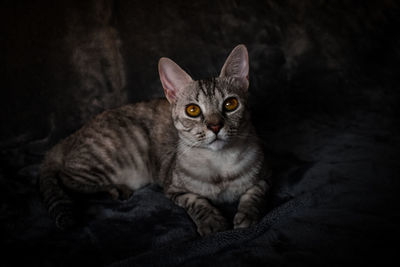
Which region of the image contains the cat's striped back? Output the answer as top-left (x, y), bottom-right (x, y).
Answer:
top-left (39, 99), bottom-right (176, 229)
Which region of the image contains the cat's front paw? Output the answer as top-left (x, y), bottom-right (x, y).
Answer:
top-left (233, 211), bottom-right (259, 229)
top-left (109, 185), bottom-right (133, 201)
top-left (195, 212), bottom-right (229, 236)
top-left (55, 209), bottom-right (78, 230)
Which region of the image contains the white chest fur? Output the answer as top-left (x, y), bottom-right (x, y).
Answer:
top-left (174, 141), bottom-right (263, 203)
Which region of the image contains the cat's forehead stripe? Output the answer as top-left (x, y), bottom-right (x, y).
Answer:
top-left (205, 78), bottom-right (216, 97)
top-left (196, 80), bottom-right (207, 101)
top-left (196, 78), bottom-right (221, 101)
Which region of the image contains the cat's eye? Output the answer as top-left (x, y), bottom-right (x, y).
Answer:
top-left (223, 97), bottom-right (239, 112)
top-left (185, 104), bottom-right (201, 117)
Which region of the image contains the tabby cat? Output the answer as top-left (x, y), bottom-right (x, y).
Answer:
top-left (39, 45), bottom-right (271, 236)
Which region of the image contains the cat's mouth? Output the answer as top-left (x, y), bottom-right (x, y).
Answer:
top-left (209, 135), bottom-right (221, 143)
top-left (207, 136), bottom-right (227, 150)
top-left (209, 136), bottom-right (218, 143)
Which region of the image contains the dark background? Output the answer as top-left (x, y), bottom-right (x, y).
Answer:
top-left (1, 0), bottom-right (399, 266)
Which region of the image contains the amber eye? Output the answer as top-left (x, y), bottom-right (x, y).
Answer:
top-left (185, 104), bottom-right (202, 117)
top-left (223, 97), bottom-right (239, 112)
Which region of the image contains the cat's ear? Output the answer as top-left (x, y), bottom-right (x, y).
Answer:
top-left (158, 57), bottom-right (193, 103)
top-left (219, 44), bottom-right (249, 90)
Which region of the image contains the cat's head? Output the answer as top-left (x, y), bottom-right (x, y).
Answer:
top-left (158, 45), bottom-right (250, 151)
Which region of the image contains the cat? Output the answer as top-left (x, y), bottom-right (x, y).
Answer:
top-left (39, 44), bottom-right (271, 236)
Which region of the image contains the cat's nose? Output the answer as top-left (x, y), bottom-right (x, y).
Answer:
top-left (207, 123), bottom-right (223, 134)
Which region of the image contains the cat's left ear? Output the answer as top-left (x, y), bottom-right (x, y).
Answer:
top-left (158, 57), bottom-right (193, 103)
top-left (219, 44), bottom-right (249, 90)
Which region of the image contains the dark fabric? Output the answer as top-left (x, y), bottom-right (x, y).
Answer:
top-left (1, 1), bottom-right (399, 266)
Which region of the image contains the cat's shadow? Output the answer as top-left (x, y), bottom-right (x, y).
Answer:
top-left (264, 148), bottom-right (315, 210)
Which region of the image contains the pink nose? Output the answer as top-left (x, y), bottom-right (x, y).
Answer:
top-left (207, 123), bottom-right (223, 134)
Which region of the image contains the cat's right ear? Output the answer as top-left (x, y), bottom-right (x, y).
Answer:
top-left (158, 58), bottom-right (193, 103)
top-left (219, 44), bottom-right (249, 90)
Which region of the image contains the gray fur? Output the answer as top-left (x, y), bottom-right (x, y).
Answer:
top-left (40, 45), bottom-right (271, 235)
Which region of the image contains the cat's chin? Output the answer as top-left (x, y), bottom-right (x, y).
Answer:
top-left (207, 139), bottom-right (226, 151)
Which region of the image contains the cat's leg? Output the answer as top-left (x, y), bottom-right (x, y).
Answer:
top-left (168, 191), bottom-right (229, 236)
top-left (46, 170), bottom-right (133, 230)
top-left (111, 184), bottom-right (134, 200)
top-left (59, 170), bottom-right (133, 201)
top-left (234, 179), bottom-right (270, 229)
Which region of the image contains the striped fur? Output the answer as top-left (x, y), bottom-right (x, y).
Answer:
top-left (39, 45), bottom-right (271, 234)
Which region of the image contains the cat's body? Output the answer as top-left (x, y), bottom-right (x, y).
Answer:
top-left (40, 45), bottom-right (271, 235)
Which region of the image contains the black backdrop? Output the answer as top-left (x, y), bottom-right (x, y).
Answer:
top-left (1, 1), bottom-right (400, 266)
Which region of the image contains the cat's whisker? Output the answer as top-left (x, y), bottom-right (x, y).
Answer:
top-left (176, 140), bottom-right (202, 157)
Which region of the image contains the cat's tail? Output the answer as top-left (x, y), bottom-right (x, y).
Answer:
top-left (39, 148), bottom-right (76, 230)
